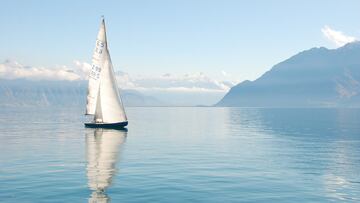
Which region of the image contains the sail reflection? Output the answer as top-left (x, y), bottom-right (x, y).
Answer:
top-left (86, 128), bottom-right (127, 203)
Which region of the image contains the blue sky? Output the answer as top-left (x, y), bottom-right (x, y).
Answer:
top-left (1, 0), bottom-right (360, 82)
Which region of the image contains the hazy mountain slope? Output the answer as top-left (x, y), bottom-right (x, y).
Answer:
top-left (0, 79), bottom-right (163, 107)
top-left (217, 42), bottom-right (360, 107)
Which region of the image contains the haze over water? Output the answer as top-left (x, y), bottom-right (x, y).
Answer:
top-left (0, 107), bottom-right (359, 202)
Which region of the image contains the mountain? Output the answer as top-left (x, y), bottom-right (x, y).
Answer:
top-left (217, 42), bottom-right (360, 107)
top-left (0, 79), bottom-right (163, 107)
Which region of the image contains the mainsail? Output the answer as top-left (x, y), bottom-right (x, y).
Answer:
top-left (86, 18), bottom-right (127, 124)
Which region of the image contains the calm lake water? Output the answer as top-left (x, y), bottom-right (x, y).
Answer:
top-left (0, 107), bottom-right (359, 202)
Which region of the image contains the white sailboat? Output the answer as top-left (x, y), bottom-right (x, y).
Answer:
top-left (85, 17), bottom-right (128, 129)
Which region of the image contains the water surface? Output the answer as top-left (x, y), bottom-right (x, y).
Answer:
top-left (0, 107), bottom-right (359, 202)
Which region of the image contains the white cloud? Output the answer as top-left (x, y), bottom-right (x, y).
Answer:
top-left (0, 59), bottom-right (235, 93)
top-left (66, 61), bottom-right (235, 92)
top-left (129, 72), bottom-right (234, 93)
top-left (321, 25), bottom-right (357, 47)
top-left (0, 60), bottom-right (80, 81)
top-left (73, 60), bottom-right (91, 79)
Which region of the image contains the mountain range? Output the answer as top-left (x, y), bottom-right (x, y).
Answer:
top-left (217, 42), bottom-right (360, 107)
top-left (0, 79), bottom-right (162, 107)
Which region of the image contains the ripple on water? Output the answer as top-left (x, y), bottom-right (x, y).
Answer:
top-left (0, 107), bottom-right (359, 202)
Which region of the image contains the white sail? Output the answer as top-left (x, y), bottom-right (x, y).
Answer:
top-left (97, 46), bottom-right (127, 123)
top-left (86, 19), bottom-right (106, 115)
top-left (86, 18), bottom-right (127, 123)
top-left (86, 128), bottom-right (127, 202)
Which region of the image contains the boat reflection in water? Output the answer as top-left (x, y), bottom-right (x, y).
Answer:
top-left (86, 128), bottom-right (127, 203)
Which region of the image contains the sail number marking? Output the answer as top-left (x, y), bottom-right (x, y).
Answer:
top-left (90, 64), bottom-right (102, 80)
top-left (94, 40), bottom-right (105, 55)
top-left (90, 39), bottom-right (105, 80)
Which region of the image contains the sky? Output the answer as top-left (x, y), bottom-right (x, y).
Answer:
top-left (1, 0), bottom-right (360, 104)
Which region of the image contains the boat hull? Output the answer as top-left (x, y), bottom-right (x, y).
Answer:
top-left (84, 121), bottom-right (128, 129)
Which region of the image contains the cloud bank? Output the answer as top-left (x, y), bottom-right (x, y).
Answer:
top-left (0, 59), bottom-right (234, 93)
top-left (321, 25), bottom-right (357, 47)
top-left (0, 60), bottom-right (81, 81)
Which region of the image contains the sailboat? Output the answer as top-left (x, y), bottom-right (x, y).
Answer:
top-left (85, 17), bottom-right (128, 129)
